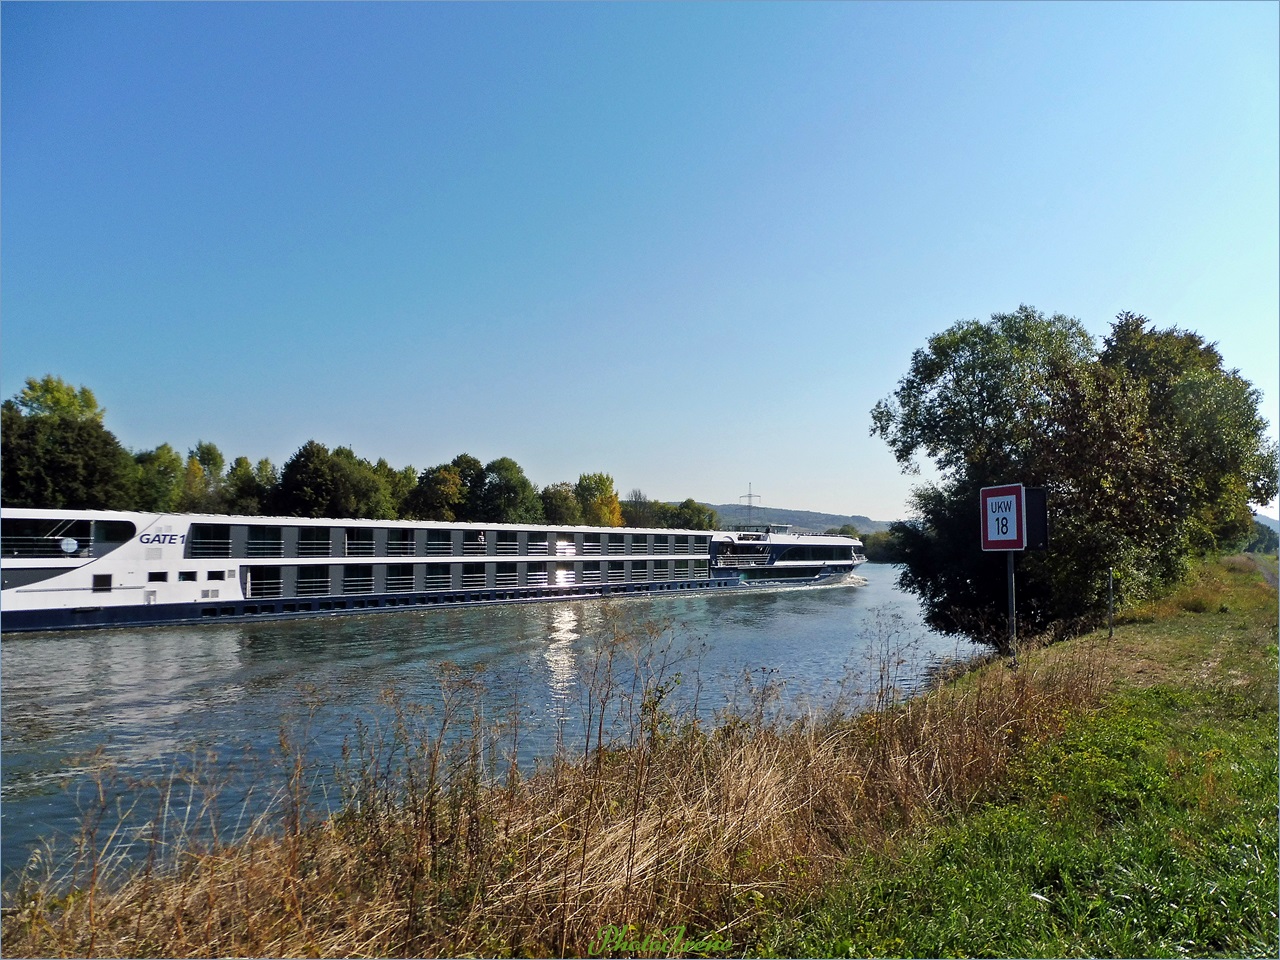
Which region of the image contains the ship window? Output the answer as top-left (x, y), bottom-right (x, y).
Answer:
top-left (179, 571), bottom-right (197, 582)
top-left (298, 527), bottom-right (332, 557)
top-left (92, 574), bottom-right (112, 593)
top-left (2, 517), bottom-right (93, 557)
top-left (207, 570), bottom-right (226, 581)
top-left (247, 526), bottom-right (284, 558)
top-left (148, 571), bottom-right (168, 582)
top-left (189, 524), bottom-right (232, 558)
top-left (345, 528), bottom-right (375, 556)
top-left (93, 520), bottom-right (137, 545)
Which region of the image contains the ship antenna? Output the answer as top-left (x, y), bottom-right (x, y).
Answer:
top-left (740, 483), bottom-right (761, 526)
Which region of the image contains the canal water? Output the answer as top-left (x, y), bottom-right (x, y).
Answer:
top-left (0, 564), bottom-right (969, 880)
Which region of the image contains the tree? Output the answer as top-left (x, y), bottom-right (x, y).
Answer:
top-left (670, 499), bottom-right (718, 530)
top-left (871, 305), bottom-right (1096, 481)
top-left (133, 443), bottom-right (184, 511)
top-left (405, 464), bottom-right (466, 521)
top-left (1, 400), bottom-right (136, 509)
top-left (870, 306), bottom-right (1277, 651)
top-left (274, 441), bottom-right (338, 518)
top-left (575, 473), bottom-right (623, 527)
top-left (373, 458), bottom-right (418, 518)
top-left (860, 530), bottom-right (903, 563)
top-left (11, 374), bottom-right (106, 423)
top-left (1101, 315), bottom-right (1278, 553)
top-left (176, 440), bottom-right (228, 512)
top-left (450, 453), bottom-right (487, 522)
top-left (330, 447), bottom-right (395, 519)
top-left (621, 489), bottom-right (659, 527)
top-left (542, 482), bottom-right (584, 524)
top-left (477, 457), bottom-right (544, 523)
top-left (224, 456), bottom-right (274, 515)
top-left (1245, 519), bottom-right (1279, 555)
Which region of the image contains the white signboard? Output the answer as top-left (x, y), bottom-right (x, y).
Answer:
top-left (980, 484), bottom-right (1026, 551)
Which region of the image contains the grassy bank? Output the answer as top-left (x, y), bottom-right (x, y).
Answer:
top-left (759, 554), bottom-right (1279, 958)
top-left (2, 557), bottom-right (1275, 957)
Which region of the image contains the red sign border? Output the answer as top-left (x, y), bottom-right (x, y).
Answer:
top-left (980, 483), bottom-right (1026, 551)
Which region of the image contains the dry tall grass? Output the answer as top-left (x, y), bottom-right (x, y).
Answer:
top-left (2, 619), bottom-right (1108, 958)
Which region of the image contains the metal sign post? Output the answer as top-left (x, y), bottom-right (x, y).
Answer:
top-left (981, 484), bottom-right (1028, 649)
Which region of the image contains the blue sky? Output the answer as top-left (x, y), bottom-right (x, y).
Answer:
top-left (3, 1), bottom-right (1277, 520)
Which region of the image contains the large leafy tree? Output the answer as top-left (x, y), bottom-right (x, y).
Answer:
top-left (575, 473), bottom-right (624, 527)
top-left (541, 481), bottom-right (584, 524)
top-left (479, 457), bottom-right (544, 523)
top-left (450, 453), bottom-right (487, 522)
top-left (621, 489), bottom-right (659, 527)
top-left (329, 447), bottom-right (396, 519)
top-left (871, 306), bottom-right (1277, 651)
top-left (405, 463), bottom-right (466, 521)
top-left (1, 400), bottom-right (136, 509)
top-left (176, 440), bottom-right (229, 512)
top-left (373, 458), bottom-right (418, 518)
top-left (224, 456), bottom-right (277, 515)
top-left (670, 498), bottom-right (718, 530)
top-left (273, 441), bottom-right (338, 518)
top-left (10, 374), bottom-right (106, 423)
top-left (133, 443), bottom-right (185, 511)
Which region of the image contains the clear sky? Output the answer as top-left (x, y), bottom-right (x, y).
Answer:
top-left (3, 1), bottom-right (1277, 521)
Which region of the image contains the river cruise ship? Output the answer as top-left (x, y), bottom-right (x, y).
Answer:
top-left (0, 509), bottom-right (866, 633)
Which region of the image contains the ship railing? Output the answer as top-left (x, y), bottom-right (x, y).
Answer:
top-left (555, 544), bottom-right (577, 557)
top-left (716, 554), bottom-right (770, 566)
top-left (423, 574), bottom-right (451, 590)
top-left (462, 542), bottom-right (487, 556)
top-left (607, 568), bottom-right (626, 583)
top-left (607, 543), bottom-right (626, 555)
top-left (246, 578), bottom-right (284, 599)
top-left (495, 572), bottom-right (519, 588)
top-left (651, 566), bottom-right (671, 581)
top-left (345, 543), bottom-right (376, 557)
top-left (296, 580), bottom-right (331, 596)
top-left (462, 572), bottom-right (486, 589)
top-left (527, 572), bottom-right (549, 586)
top-left (2, 537), bottom-right (93, 558)
top-left (582, 544), bottom-right (602, 555)
top-left (189, 540), bottom-right (233, 558)
top-left (246, 543), bottom-right (284, 558)
top-left (581, 568), bottom-right (603, 584)
top-left (343, 577), bottom-right (375, 595)
top-left (527, 542), bottom-right (550, 555)
top-left (386, 574), bottom-right (414, 592)
top-left (298, 542), bottom-right (332, 558)
top-left (386, 542), bottom-right (416, 557)
top-left (424, 542), bottom-right (452, 556)
top-left (496, 542), bottom-right (519, 556)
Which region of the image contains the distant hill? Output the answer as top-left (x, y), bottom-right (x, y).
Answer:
top-left (1255, 514), bottom-right (1280, 534)
top-left (704, 503), bottom-right (896, 534)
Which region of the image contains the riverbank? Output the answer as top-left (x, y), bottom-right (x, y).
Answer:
top-left (759, 553), bottom-right (1279, 957)
top-left (2, 556), bottom-right (1274, 957)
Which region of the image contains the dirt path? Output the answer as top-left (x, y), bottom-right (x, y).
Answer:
top-left (1244, 553), bottom-right (1279, 589)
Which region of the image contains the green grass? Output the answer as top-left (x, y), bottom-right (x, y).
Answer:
top-left (757, 559), bottom-right (1279, 958)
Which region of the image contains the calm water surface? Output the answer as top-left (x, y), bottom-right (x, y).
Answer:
top-left (1, 565), bottom-right (967, 879)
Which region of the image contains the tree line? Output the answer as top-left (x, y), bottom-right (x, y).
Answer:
top-left (0, 376), bottom-right (718, 529)
top-left (871, 306), bottom-right (1278, 649)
